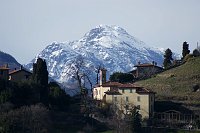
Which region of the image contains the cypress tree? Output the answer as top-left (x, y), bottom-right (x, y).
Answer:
top-left (182, 41), bottom-right (190, 59)
top-left (32, 63), bottom-right (37, 81)
top-left (32, 58), bottom-right (49, 104)
top-left (32, 58), bottom-right (48, 87)
top-left (163, 48), bottom-right (173, 69)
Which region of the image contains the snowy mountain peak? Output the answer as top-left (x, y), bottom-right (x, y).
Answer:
top-left (26, 25), bottom-right (164, 94)
top-left (81, 24), bottom-right (148, 49)
top-left (83, 24), bottom-right (130, 40)
top-left (94, 24), bottom-right (129, 35)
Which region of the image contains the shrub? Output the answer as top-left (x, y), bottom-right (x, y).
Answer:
top-left (184, 54), bottom-right (193, 62)
top-left (0, 104), bottom-right (52, 133)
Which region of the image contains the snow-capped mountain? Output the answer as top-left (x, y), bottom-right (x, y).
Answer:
top-left (26, 25), bottom-right (163, 93)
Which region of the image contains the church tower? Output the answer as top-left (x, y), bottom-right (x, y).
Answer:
top-left (100, 68), bottom-right (107, 86)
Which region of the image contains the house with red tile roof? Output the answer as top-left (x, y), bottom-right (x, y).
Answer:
top-left (9, 66), bottom-right (32, 82)
top-left (93, 69), bottom-right (155, 119)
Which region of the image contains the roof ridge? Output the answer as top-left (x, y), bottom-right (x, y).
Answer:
top-left (9, 68), bottom-right (32, 75)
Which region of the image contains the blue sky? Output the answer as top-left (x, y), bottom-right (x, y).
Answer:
top-left (0, 0), bottom-right (200, 64)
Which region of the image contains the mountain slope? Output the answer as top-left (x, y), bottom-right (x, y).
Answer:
top-left (136, 57), bottom-right (200, 109)
top-left (0, 51), bottom-right (21, 69)
top-left (26, 25), bottom-right (164, 92)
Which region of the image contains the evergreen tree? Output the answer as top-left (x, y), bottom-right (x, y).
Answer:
top-left (163, 48), bottom-right (173, 69)
top-left (193, 49), bottom-right (200, 57)
top-left (32, 58), bottom-right (49, 104)
top-left (131, 108), bottom-right (142, 133)
top-left (182, 41), bottom-right (190, 59)
top-left (49, 82), bottom-right (70, 111)
top-left (32, 58), bottom-right (48, 87)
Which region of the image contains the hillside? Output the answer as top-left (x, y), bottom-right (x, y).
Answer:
top-left (0, 51), bottom-right (21, 69)
top-left (136, 57), bottom-right (200, 110)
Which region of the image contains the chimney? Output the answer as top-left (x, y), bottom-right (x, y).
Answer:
top-left (20, 65), bottom-right (23, 70)
top-left (100, 68), bottom-right (107, 86)
top-left (4, 64), bottom-right (9, 68)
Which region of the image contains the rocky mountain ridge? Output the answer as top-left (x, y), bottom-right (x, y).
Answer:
top-left (25, 25), bottom-right (164, 93)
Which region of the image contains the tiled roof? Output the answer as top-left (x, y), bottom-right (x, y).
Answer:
top-left (134, 63), bottom-right (163, 69)
top-left (136, 87), bottom-right (155, 94)
top-left (0, 66), bottom-right (9, 70)
top-left (96, 81), bottom-right (140, 88)
top-left (9, 68), bottom-right (32, 75)
top-left (9, 70), bottom-right (19, 74)
top-left (96, 81), bottom-right (154, 94)
top-left (118, 83), bottom-right (139, 88)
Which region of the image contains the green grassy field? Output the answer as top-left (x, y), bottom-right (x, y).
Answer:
top-left (136, 57), bottom-right (200, 107)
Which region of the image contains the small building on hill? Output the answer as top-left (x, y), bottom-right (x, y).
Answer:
top-left (133, 62), bottom-right (163, 79)
top-left (153, 101), bottom-right (196, 127)
top-left (93, 69), bottom-right (155, 119)
top-left (9, 66), bottom-right (32, 82)
top-left (0, 64), bottom-right (9, 80)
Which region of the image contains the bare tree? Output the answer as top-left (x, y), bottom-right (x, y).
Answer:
top-left (68, 55), bottom-right (85, 91)
top-left (106, 98), bottom-right (137, 133)
top-left (67, 56), bottom-right (94, 91)
top-left (67, 56), bottom-right (94, 113)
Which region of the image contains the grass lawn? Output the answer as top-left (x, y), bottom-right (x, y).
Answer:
top-left (136, 57), bottom-right (200, 106)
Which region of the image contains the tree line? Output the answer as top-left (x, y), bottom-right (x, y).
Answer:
top-left (163, 41), bottom-right (200, 69)
top-left (0, 58), bottom-right (71, 133)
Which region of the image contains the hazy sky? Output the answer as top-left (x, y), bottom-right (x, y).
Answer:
top-left (0, 0), bottom-right (200, 64)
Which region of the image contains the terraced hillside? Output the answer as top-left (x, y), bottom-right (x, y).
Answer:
top-left (136, 57), bottom-right (200, 111)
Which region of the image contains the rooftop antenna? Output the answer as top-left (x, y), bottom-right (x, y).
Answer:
top-left (197, 42), bottom-right (199, 49)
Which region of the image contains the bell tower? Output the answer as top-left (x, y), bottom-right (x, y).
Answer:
top-left (100, 68), bottom-right (107, 86)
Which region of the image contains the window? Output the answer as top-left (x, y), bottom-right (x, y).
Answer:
top-left (137, 96), bottom-right (140, 102)
top-left (122, 89), bottom-right (124, 93)
top-left (125, 105), bottom-right (129, 110)
top-left (137, 105), bottom-right (140, 110)
top-left (25, 75), bottom-right (29, 79)
top-left (130, 89), bottom-right (132, 93)
top-left (114, 97), bottom-right (117, 102)
top-left (126, 96), bottom-right (129, 102)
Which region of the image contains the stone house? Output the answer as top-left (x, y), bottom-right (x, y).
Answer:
top-left (133, 62), bottom-right (163, 79)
